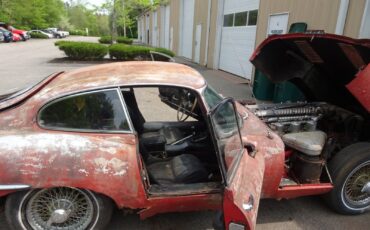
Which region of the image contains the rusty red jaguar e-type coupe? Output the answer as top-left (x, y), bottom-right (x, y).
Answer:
top-left (0, 33), bottom-right (369, 230)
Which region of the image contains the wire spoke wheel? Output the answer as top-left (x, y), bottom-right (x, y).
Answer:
top-left (25, 187), bottom-right (95, 230)
top-left (343, 161), bottom-right (370, 207)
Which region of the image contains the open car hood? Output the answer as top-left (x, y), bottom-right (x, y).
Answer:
top-left (250, 33), bottom-right (370, 115)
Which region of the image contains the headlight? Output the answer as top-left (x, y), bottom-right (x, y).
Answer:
top-left (229, 222), bottom-right (245, 230)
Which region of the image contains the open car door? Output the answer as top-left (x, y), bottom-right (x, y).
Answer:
top-left (209, 99), bottom-right (265, 230)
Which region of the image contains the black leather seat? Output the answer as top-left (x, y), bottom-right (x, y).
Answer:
top-left (146, 154), bottom-right (209, 185)
top-left (122, 89), bottom-right (185, 144)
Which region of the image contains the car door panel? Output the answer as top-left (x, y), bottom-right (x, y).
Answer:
top-left (208, 98), bottom-right (264, 230)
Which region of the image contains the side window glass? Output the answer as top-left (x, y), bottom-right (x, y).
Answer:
top-left (39, 90), bottom-right (130, 131)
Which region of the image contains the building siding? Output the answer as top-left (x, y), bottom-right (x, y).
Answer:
top-left (139, 0), bottom-right (366, 76)
top-left (256, 0), bottom-right (341, 45)
top-left (207, 0), bottom-right (219, 69)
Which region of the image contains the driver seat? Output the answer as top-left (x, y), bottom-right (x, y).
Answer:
top-left (122, 89), bottom-right (185, 144)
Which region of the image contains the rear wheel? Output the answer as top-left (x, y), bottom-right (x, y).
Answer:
top-left (5, 187), bottom-right (113, 230)
top-left (325, 143), bottom-right (370, 214)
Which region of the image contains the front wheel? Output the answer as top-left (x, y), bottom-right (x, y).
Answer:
top-left (5, 187), bottom-right (113, 230)
top-left (325, 143), bottom-right (370, 214)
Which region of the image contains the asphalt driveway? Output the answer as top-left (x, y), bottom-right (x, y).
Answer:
top-left (0, 37), bottom-right (369, 230)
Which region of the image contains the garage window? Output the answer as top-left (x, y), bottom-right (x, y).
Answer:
top-left (234, 11), bottom-right (248, 26)
top-left (38, 89), bottom-right (131, 132)
top-left (223, 14), bottom-right (234, 27)
top-left (248, 10), bottom-right (258, 26)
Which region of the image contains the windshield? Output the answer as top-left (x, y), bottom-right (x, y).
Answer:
top-left (203, 86), bottom-right (223, 109)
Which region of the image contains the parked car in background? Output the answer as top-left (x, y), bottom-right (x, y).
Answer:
top-left (28, 30), bottom-right (53, 39)
top-left (0, 27), bottom-right (13, 42)
top-left (12, 33), bottom-right (21, 42)
top-left (42, 29), bottom-right (64, 38)
top-left (0, 22), bottom-right (29, 41)
top-left (47, 28), bottom-right (69, 37)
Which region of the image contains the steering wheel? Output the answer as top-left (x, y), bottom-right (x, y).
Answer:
top-left (177, 98), bottom-right (198, 122)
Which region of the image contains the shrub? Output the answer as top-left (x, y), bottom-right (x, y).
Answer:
top-left (152, 47), bottom-right (175, 57)
top-left (109, 44), bottom-right (176, 61)
top-left (30, 32), bottom-right (49, 39)
top-left (99, 36), bottom-right (113, 44)
top-left (109, 44), bottom-right (150, 60)
top-left (116, 36), bottom-right (133, 45)
top-left (54, 40), bottom-right (74, 47)
top-left (58, 42), bottom-right (108, 60)
top-left (69, 30), bottom-right (87, 36)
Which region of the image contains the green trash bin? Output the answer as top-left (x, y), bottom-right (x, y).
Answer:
top-left (273, 81), bottom-right (306, 103)
top-left (289, 22), bottom-right (308, 33)
top-left (271, 22), bottom-right (308, 103)
top-left (253, 70), bottom-right (275, 101)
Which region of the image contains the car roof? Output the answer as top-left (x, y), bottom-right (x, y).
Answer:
top-left (37, 62), bottom-right (206, 99)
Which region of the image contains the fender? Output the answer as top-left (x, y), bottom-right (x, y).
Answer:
top-left (0, 131), bottom-right (148, 209)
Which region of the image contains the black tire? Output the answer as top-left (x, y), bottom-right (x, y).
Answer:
top-left (21, 35), bottom-right (26, 41)
top-left (325, 143), bottom-right (370, 214)
top-left (5, 188), bottom-right (113, 230)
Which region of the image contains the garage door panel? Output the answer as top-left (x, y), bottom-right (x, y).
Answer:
top-left (224, 0), bottom-right (259, 14)
top-left (219, 26), bottom-right (257, 79)
top-left (219, 0), bottom-right (259, 79)
top-left (180, 0), bottom-right (194, 59)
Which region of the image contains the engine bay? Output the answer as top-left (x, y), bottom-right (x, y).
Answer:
top-left (247, 102), bottom-right (365, 184)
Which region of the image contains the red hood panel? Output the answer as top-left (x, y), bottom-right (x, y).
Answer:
top-left (250, 33), bottom-right (370, 114)
top-left (346, 64), bottom-right (370, 113)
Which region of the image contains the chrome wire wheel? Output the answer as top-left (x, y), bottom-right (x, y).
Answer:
top-left (342, 161), bottom-right (370, 209)
top-left (24, 187), bottom-right (96, 230)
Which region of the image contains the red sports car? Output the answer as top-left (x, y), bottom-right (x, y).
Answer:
top-left (0, 34), bottom-right (369, 230)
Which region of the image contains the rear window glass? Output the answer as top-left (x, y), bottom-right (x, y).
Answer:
top-left (38, 90), bottom-right (130, 132)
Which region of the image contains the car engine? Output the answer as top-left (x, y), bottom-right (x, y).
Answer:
top-left (247, 102), bottom-right (364, 184)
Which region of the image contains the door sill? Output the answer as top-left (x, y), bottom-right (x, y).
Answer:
top-left (148, 182), bottom-right (222, 197)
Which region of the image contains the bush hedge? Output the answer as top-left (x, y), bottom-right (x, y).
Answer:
top-left (98, 36), bottom-right (112, 44)
top-left (69, 30), bottom-right (87, 36)
top-left (30, 32), bottom-right (49, 39)
top-left (109, 44), bottom-right (149, 60)
top-left (109, 44), bottom-right (175, 60)
top-left (116, 36), bottom-right (133, 44)
top-left (57, 41), bottom-right (108, 60)
top-left (152, 47), bottom-right (175, 57)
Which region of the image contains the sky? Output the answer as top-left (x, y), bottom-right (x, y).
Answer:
top-left (64, 0), bottom-right (107, 7)
top-left (84, 0), bottom-right (106, 6)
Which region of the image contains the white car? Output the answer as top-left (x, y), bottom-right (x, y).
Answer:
top-left (28, 30), bottom-right (54, 38)
top-left (47, 28), bottom-right (69, 37)
top-left (0, 31), bottom-right (4, 42)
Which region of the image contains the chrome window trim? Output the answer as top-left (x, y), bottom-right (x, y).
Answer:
top-left (37, 88), bottom-right (133, 134)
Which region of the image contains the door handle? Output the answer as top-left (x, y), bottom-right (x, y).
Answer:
top-left (242, 194), bottom-right (254, 212)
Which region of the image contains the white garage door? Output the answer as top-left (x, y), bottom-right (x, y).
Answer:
top-left (152, 10), bottom-right (158, 47)
top-left (160, 5), bottom-right (171, 49)
top-left (219, 0), bottom-right (259, 79)
top-left (180, 0), bottom-right (195, 59)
